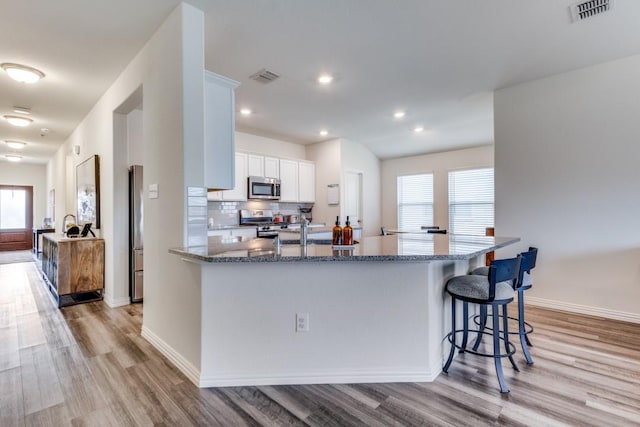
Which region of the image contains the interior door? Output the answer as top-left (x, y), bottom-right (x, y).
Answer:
top-left (0, 185), bottom-right (33, 251)
top-left (344, 171), bottom-right (362, 227)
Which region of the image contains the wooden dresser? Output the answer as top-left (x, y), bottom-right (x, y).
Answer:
top-left (41, 234), bottom-right (105, 307)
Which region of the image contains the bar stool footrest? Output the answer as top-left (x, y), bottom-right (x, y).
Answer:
top-left (472, 314), bottom-right (534, 336)
top-left (446, 329), bottom-right (517, 359)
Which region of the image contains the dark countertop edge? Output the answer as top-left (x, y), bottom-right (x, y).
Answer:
top-left (169, 237), bottom-right (520, 264)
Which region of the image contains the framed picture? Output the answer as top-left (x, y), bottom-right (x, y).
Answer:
top-left (76, 155), bottom-right (100, 229)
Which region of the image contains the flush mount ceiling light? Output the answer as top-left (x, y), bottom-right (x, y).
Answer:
top-left (319, 130), bottom-right (329, 137)
top-left (13, 106), bottom-right (31, 115)
top-left (4, 140), bottom-right (26, 149)
top-left (318, 74), bottom-right (333, 85)
top-left (394, 111), bottom-right (406, 119)
top-left (5, 154), bottom-right (22, 162)
top-left (1, 63), bottom-right (45, 83)
top-left (3, 115), bottom-right (33, 127)
top-left (239, 108), bottom-right (252, 116)
top-left (414, 126), bottom-right (424, 133)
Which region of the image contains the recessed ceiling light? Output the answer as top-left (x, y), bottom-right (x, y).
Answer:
top-left (239, 108), bottom-right (252, 116)
top-left (318, 74), bottom-right (333, 85)
top-left (414, 126), bottom-right (424, 133)
top-left (5, 154), bottom-right (22, 162)
top-left (1, 63), bottom-right (45, 84)
top-left (4, 115), bottom-right (33, 127)
top-left (394, 111), bottom-right (406, 119)
top-left (13, 106), bottom-right (31, 115)
top-left (319, 130), bottom-right (328, 137)
top-left (4, 140), bottom-right (26, 149)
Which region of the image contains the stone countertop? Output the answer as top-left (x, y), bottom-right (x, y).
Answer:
top-left (169, 233), bottom-right (520, 263)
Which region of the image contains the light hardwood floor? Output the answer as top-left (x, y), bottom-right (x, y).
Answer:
top-left (1, 261), bottom-right (639, 426)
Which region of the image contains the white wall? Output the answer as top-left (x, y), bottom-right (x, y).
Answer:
top-left (236, 131), bottom-right (306, 159)
top-left (341, 139), bottom-right (382, 237)
top-left (46, 4), bottom-right (205, 369)
top-left (495, 54), bottom-right (640, 321)
top-left (0, 162), bottom-right (47, 226)
top-left (381, 146), bottom-right (494, 231)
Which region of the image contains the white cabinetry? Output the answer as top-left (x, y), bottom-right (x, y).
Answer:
top-left (204, 71), bottom-right (239, 190)
top-left (247, 154), bottom-right (264, 177)
top-left (279, 159), bottom-right (299, 202)
top-left (264, 156), bottom-right (280, 179)
top-left (207, 152), bottom-right (247, 201)
top-left (298, 161), bottom-right (315, 203)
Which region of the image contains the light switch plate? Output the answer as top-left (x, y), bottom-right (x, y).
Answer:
top-left (148, 183), bottom-right (159, 199)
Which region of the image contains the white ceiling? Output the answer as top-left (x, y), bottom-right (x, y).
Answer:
top-left (2, 0), bottom-right (640, 164)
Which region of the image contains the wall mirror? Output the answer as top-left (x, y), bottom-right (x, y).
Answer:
top-left (77, 155), bottom-right (100, 229)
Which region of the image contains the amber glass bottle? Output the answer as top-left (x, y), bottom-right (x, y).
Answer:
top-left (343, 216), bottom-right (353, 245)
top-left (332, 216), bottom-right (343, 245)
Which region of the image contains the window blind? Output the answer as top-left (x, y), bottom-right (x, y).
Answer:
top-left (448, 168), bottom-right (494, 236)
top-left (397, 174), bottom-right (434, 232)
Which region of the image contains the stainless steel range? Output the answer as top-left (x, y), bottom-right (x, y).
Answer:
top-left (239, 209), bottom-right (293, 238)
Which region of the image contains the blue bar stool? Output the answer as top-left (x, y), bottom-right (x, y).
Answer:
top-left (443, 256), bottom-right (521, 393)
top-left (472, 247), bottom-right (538, 365)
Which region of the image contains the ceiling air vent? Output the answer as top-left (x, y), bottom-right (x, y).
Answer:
top-left (249, 68), bottom-right (280, 84)
top-left (570, 0), bottom-right (612, 22)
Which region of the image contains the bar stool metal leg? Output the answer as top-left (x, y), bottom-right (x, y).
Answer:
top-left (460, 301), bottom-right (469, 353)
top-left (443, 296), bottom-right (457, 373)
top-left (472, 305), bottom-right (487, 351)
top-left (518, 289), bottom-right (534, 364)
top-left (502, 304), bottom-right (520, 372)
top-left (492, 303), bottom-right (509, 393)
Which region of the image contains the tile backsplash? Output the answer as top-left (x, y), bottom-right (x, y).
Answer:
top-left (208, 200), bottom-right (314, 227)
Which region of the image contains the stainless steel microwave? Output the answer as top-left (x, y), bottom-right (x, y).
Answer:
top-left (248, 176), bottom-right (281, 200)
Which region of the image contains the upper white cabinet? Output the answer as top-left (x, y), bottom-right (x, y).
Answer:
top-left (207, 151), bottom-right (314, 203)
top-left (279, 159), bottom-right (299, 202)
top-left (204, 71), bottom-right (240, 190)
top-left (298, 161), bottom-right (316, 203)
top-left (247, 154), bottom-right (264, 177)
top-left (224, 152), bottom-right (248, 201)
top-left (207, 152), bottom-right (247, 201)
top-left (264, 156), bottom-right (280, 179)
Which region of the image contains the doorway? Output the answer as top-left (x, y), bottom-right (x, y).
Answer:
top-left (0, 185), bottom-right (33, 251)
top-left (344, 171), bottom-right (363, 227)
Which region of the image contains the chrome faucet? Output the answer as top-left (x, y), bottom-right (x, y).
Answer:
top-left (300, 217), bottom-right (309, 246)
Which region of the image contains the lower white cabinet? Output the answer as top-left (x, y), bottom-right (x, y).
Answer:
top-left (208, 227), bottom-right (257, 239)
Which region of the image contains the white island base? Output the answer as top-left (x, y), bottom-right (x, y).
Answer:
top-left (196, 258), bottom-right (481, 387)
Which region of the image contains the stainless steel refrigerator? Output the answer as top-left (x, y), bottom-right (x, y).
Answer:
top-left (129, 165), bottom-right (144, 302)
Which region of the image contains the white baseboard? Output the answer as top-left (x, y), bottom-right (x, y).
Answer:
top-left (141, 325), bottom-right (201, 386)
top-left (199, 366), bottom-right (440, 388)
top-left (104, 295), bottom-right (131, 308)
top-left (526, 296), bottom-right (640, 324)
top-left (142, 327), bottom-right (442, 388)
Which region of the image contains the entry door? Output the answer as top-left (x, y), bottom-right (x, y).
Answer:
top-left (0, 185), bottom-right (33, 251)
top-left (344, 171), bottom-right (362, 226)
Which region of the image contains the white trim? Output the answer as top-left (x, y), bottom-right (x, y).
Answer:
top-left (526, 296), bottom-right (640, 324)
top-left (199, 365), bottom-right (440, 388)
top-left (104, 295), bottom-right (131, 308)
top-left (141, 325), bottom-right (201, 386)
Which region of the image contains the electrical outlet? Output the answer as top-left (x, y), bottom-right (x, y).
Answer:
top-left (296, 313), bottom-right (309, 332)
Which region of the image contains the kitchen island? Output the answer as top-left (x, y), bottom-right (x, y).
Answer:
top-left (165, 233), bottom-right (519, 388)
